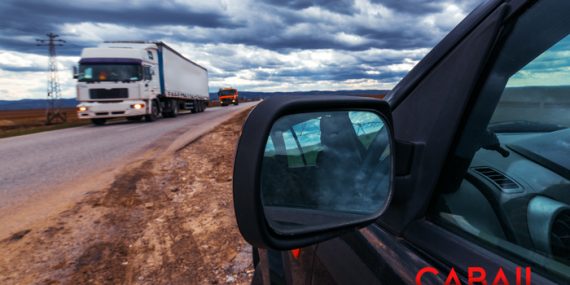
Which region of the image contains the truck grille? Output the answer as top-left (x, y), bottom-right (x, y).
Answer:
top-left (89, 88), bottom-right (129, 99)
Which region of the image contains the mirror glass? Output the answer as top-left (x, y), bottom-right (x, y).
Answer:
top-left (261, 111), bottom-right (392, 235)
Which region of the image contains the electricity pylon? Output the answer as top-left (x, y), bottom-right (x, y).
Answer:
top-left (36, 33), bottom-right (67, 125)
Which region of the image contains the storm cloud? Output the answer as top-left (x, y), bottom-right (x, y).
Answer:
top-left (0, 0), bottom-right (483, 99)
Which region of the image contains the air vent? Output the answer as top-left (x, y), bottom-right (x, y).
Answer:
top-left (473, 167), bottom-right (521, 191)
top-left (551, 210), bottom-right (570, 263)
top-left (90, 88), bottom-right (128, 99)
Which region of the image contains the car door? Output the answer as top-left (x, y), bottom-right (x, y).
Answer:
top-left (308, 0), bottom-right (569, 284)
top-left (418, 0), bottom-right (570, 283)
top-left (239, 1), bottom-right (569, 284)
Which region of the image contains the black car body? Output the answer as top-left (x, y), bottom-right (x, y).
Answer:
top-left (233, 0), bottom-right (570, 284)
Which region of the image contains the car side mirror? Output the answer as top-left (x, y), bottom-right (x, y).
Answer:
top-left (72, 66), bottom-right (79, 79)
top-left (233, 96), bottom-right (395, 250)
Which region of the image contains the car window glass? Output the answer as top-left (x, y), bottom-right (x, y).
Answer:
top-left (432, 1), bottom-right (570, 281)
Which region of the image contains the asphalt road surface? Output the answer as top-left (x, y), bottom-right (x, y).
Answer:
top-left (0, 103), bottom-right (256, 211)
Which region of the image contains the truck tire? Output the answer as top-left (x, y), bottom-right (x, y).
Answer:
top-left (162, 100), bottom-right (178, 118)
top-left (191, 100), bottom-right (199, 113)
top-left (91, 118), bottom-right (106, 126)
top-left (145, 101), bottom-right (160, 122)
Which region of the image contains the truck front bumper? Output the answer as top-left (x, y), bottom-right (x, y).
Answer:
top-left (77, 100), bottom-right (147, 119)
top-left (220, 97), bottom-right (237, 104)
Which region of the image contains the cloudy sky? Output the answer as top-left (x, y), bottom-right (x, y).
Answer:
top-left (0, 0), bottom-right (483, 100)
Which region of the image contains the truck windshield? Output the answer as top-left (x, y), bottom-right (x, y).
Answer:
top-left (78, 63), bottom-right (142, 82)
top-left (219, 90), bottom-right (236, 96)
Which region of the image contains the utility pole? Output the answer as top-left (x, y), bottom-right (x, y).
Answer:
top-left (36, 33), bottom-right (67, 125)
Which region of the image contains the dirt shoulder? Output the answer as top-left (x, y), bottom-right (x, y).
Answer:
top-left (0, 108), bottom-right (254, 285)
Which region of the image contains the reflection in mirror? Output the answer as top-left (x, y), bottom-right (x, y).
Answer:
top-left (261, 111), bottom-right (392, 235)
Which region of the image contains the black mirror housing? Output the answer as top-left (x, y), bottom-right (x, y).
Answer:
top-left (233, 95), bottom-right (395, 250)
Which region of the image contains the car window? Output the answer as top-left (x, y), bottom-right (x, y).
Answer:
top-left (143, 66), bottom-right (152, 80)
top-left (432, 0), bottom-right (570, 281)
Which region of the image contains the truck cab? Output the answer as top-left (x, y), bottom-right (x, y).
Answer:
top-left (218, 87), bottom-right (238, 106)
top-left (75, 41), bottom-right (209, 125)
top-left (76, 42), bottom-right (160, 125)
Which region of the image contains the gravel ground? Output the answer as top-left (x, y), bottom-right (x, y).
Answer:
top-left (0, 108), bottom-right (254, 285)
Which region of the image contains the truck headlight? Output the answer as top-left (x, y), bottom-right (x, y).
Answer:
top-left (78, 106), bottom-right (88, 112)
top-left (131, 103), bottom-right (145, 109)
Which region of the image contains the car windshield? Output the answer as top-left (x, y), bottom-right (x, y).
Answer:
top-left (219, 90), bottom-right (236, 96)
top-left (489, 35), bottom-right (570, 134)
top-left (78, 63), bottom-right (142, 82)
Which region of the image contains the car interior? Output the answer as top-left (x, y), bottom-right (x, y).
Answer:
top-left (432, 0), bottom-right (570, 278)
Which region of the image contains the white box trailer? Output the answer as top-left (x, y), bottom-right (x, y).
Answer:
top-left (75, 41), bottom-right (209, 125)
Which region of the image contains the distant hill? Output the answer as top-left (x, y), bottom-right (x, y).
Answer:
top-left (208, 89), bottom-right (389, 100)
top-left (0, 98), bottom-right (78, 111)
top-left (0, 90), bottom-right (389, 111)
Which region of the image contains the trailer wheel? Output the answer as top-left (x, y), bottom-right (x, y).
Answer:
top-left (145, 101), bottom-right (160, 122)
top-left (91, 118), bottom-right (107, 126)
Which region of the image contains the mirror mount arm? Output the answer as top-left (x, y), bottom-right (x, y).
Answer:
top-left (394, 140), bottom-right (416, 176)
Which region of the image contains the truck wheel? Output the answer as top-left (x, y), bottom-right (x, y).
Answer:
top-left (191, 100), bottom-right (198, 113)
top-left (234, 101), bottom-right (239, 105)
top-left (163, 101), bottom-right (178, 118)
top-left (145, 101), bottom-right (159, 122)
top-left (91, 118), bottom-right (106, 126)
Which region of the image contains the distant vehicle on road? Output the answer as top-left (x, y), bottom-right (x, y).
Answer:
top-left (218, 87), bottom-right (239, 106)
top-left (74, 41), bottom-right (209, 125)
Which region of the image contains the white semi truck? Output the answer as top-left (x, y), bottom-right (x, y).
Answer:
top-left (75, 41), bottom-right (209, 125)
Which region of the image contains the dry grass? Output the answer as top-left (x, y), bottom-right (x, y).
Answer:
top-left (0, 108), bottom-right (89, 139)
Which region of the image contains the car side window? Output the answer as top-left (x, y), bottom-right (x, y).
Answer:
top-left (432, 1), bottom-right (570, 281)
top-left (143, 66), bottom-right (152, 80)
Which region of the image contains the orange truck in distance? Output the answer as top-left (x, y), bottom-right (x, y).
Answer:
top-left (217, 87), bottom-right (238, 106)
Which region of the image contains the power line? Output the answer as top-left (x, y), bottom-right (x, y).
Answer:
top-left (36, 32), bottom-right (67, 125)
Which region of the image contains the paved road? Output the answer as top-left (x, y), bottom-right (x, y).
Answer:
top-left (0, 103), bottom-right (256, 210)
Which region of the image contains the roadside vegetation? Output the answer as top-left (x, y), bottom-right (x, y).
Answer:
top-left (0, 108), bottom-right (89, 139)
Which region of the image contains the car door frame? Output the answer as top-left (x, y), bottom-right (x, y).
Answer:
top-left (258, 1), bottom-right (560, 284)
top-left (377, 0), bottom-right (561, 284)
